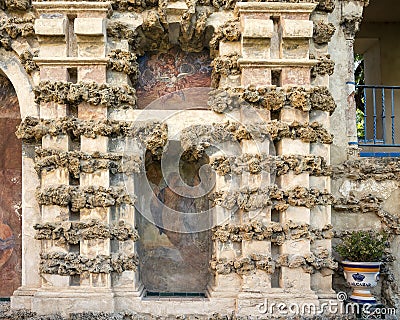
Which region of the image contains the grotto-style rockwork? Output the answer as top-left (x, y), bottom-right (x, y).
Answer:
top-left (4, 0), bottom-right (399, 316)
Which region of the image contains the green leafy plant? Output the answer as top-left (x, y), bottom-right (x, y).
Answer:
top-left (335, 230), bottom-right (389, 262)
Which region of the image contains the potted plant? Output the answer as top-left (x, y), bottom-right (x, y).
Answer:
top-left (335, 230), bottom-right (389, 304)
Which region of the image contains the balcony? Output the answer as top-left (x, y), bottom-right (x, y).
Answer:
top-left (356, 84), bottom-right (400, 157)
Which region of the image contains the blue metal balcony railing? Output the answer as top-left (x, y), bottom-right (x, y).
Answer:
top-left (356, 84), bottom-right (400, 157)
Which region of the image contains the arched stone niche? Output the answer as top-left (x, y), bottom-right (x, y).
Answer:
top-left (0, 72), bottom-right (22, 297)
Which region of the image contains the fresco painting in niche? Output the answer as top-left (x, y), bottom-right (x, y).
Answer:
top-left (136, 47), bottom-right (212, 109)
top-left (0, 74), bottom-right (22, 297)
top-left (139, 148), bottom-right (211, 294)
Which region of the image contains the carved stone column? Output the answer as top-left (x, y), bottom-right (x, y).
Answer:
top-left (235, 2), bottom-right (320, 315)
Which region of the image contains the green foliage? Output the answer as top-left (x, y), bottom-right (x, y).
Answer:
top-left (354, 54), bottom-right (366, 140)
top-left (356, 108), bottom-right (365, 139)
top-left (335, 230), bottom-right (389, 262)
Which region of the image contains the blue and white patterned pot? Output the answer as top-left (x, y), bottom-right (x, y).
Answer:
top-left (342, 261), bottom-right (381, 304)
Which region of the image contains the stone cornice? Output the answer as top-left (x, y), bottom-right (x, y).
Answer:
top-left (238, 59), bottom-right (318, 68)
top-left (33, 1), bottom-right (112, 15)
top-left (235, 2), bottom-right (317, 15)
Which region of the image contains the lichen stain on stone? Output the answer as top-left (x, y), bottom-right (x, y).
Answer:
top-left (35, 148), bottom-right (143, 177)
top-left (36, 185), bottom-right (135, 212)
top-left (316, 0), bottom-right (334, 13)
top-left (34, 81), bottom-right (137, 109)
top-left (334, 157), bottom-right (400, 182)
top-left (310, 54), bottom-right (335, 78)
top-left (39, 252), bottom-right (138, 275)
top-left (34, 219), bottom-right (139, 244)
top-left (211, 153), bottom-right (331, 176)
top-left (208, 86), bottom-right (336, 114)
top-left (180, 120), bottom-right (333, 159)
top-left (313, 21), bottom-right (335, 45)
top-left (210, 185), bottom-right (334, 211)
top-left (107, 49), bottom-right (139, 81)
top-left (209, 19), bottom-right (240, 51)
top-left (0, 0), bottom-right (30, 11)
top-left (210, 249), bottom-right (337, 275)
top-left (334, 193), bottom-right (400, 234)
top-left (16, 117), bottom-right (168, 156)
top-left (213, 220), bottom-right (334, 244)
top-left (0, 16), bottom-right (35, 50)
top-left (211, 53), bottom-right (240, 87)
top-left (18, 49), bottom-right (39, 74)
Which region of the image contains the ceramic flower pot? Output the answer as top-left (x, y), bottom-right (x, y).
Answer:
top-left (342, 261), bottom-right (381, 304)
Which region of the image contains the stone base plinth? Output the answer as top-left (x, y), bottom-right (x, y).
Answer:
top-left (31, 289), bottom-right (115, 315)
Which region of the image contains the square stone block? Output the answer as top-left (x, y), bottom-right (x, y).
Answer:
top-left (280, 107), bottom-right (309, 124)
top-left (81, 136), bottom-right (108, 153)
top-left (219, 41), bottom-right (241, 57)
top-left (242, 18), bottom-right (273, 38)
top-left (242, 270), bottom-right (271, 292)
top-left (77, 41), bottom-right (106, 58)
top-left (80, 207), bottom-right (110, 221)
top-left (78, 65), bottom-right (107, 83)
top-left (241, 171), bottom-right (271, 190)
top-left (81, 239), bottom-right (110, 257)
top-left (281, 206), bottom-right (310, 224)
top-left (35, 18), bottom-right (67, 36)
top-left (282, 39), bottom-right (309, 59)
top-left (311, 272), bottom-right (333, 293)
top-left (310, 205), bottom-right (331, 228)
top-left (310, 142), bottom-right (330, 161)
top-left (42, 135), bottom-right (70, 151)
top-left (242, 240), bottom-right (270, 256)
top-left (276, 138), bottom-right (309, 155)
top-left (309, 176), bottom-right (330, 191)
top-left (281, 239), bottom-right (310, 255)
top-left (41, 274), bottom-right (70, 287)
top-left (310, 110), bottom-right (330, 129)
top-left (42, 205), bottom-right (70, 221)
top-left (75, 18), bottom-right (105, 36)
top-left (40, 101), bottom-right (68, 119)
top-left (39, 43), bottom-right (67, 58)
top-left (242, 38), bottom-right (271, 59)
top-left (41, 168), bottom-right (70, 186)
top-left (277, 172), bottom-right (309, 189)
top-left (78, 102), bottom-right (107, 120)
top-left (80, 170), bottom-right (110, 188)
top-left (241, 67), bottom-right (271, 87)
top-left (40, 67), bottom-right (68, 82)
top-left (282, 19), bottom-right (313, 38)
top-left (281, 267), bottom-right (311, 290)
top-left (281, 67), bottom-right (311, 86)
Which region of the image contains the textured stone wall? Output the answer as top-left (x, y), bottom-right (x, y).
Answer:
top-left (332, 157), bottom-right (400, 310)
top-left (2, 0), bottom-right (398, 317)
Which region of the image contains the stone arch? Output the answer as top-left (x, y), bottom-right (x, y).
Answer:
top-left (0, 70), bottom-right (22, 297)
top-left (0, 49), bottom-right (41, 305)
top-left (0, 49), bottom-right (38, 118)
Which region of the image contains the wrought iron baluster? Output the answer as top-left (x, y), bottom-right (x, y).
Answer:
top-left (392, 89), bottom-right (395, 145)
top-left (382, 89), bottom-right (386, 144)
top-left (373, 88), bottom-right (377, 144)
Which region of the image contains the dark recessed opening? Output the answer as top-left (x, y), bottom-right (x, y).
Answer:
top-left (70, 275), bottom-right (80, 286)
top-left (67, 67), bottom-right (78, 84)
top-left (271, 209), bottom-right (280, 222)
top-left (145, 291), bottom-right (206, 298)
top-left (271, 69), bottom-right (282, 87)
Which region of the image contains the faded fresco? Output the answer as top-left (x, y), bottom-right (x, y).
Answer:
top-left (136, 47), bottom-right (212, 109)
top-left (0, 74), bottom-right (22, 297)
top-left (138, 145), bottom-right (211, 294)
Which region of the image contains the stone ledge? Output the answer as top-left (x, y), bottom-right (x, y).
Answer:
top-left (238, 58), bottom-right (318, 68)
top-left (235, 2), bottom-right (317, 15)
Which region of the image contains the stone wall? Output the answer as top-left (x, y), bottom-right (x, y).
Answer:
top-left (0, 0), bottom-right (398, 318)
